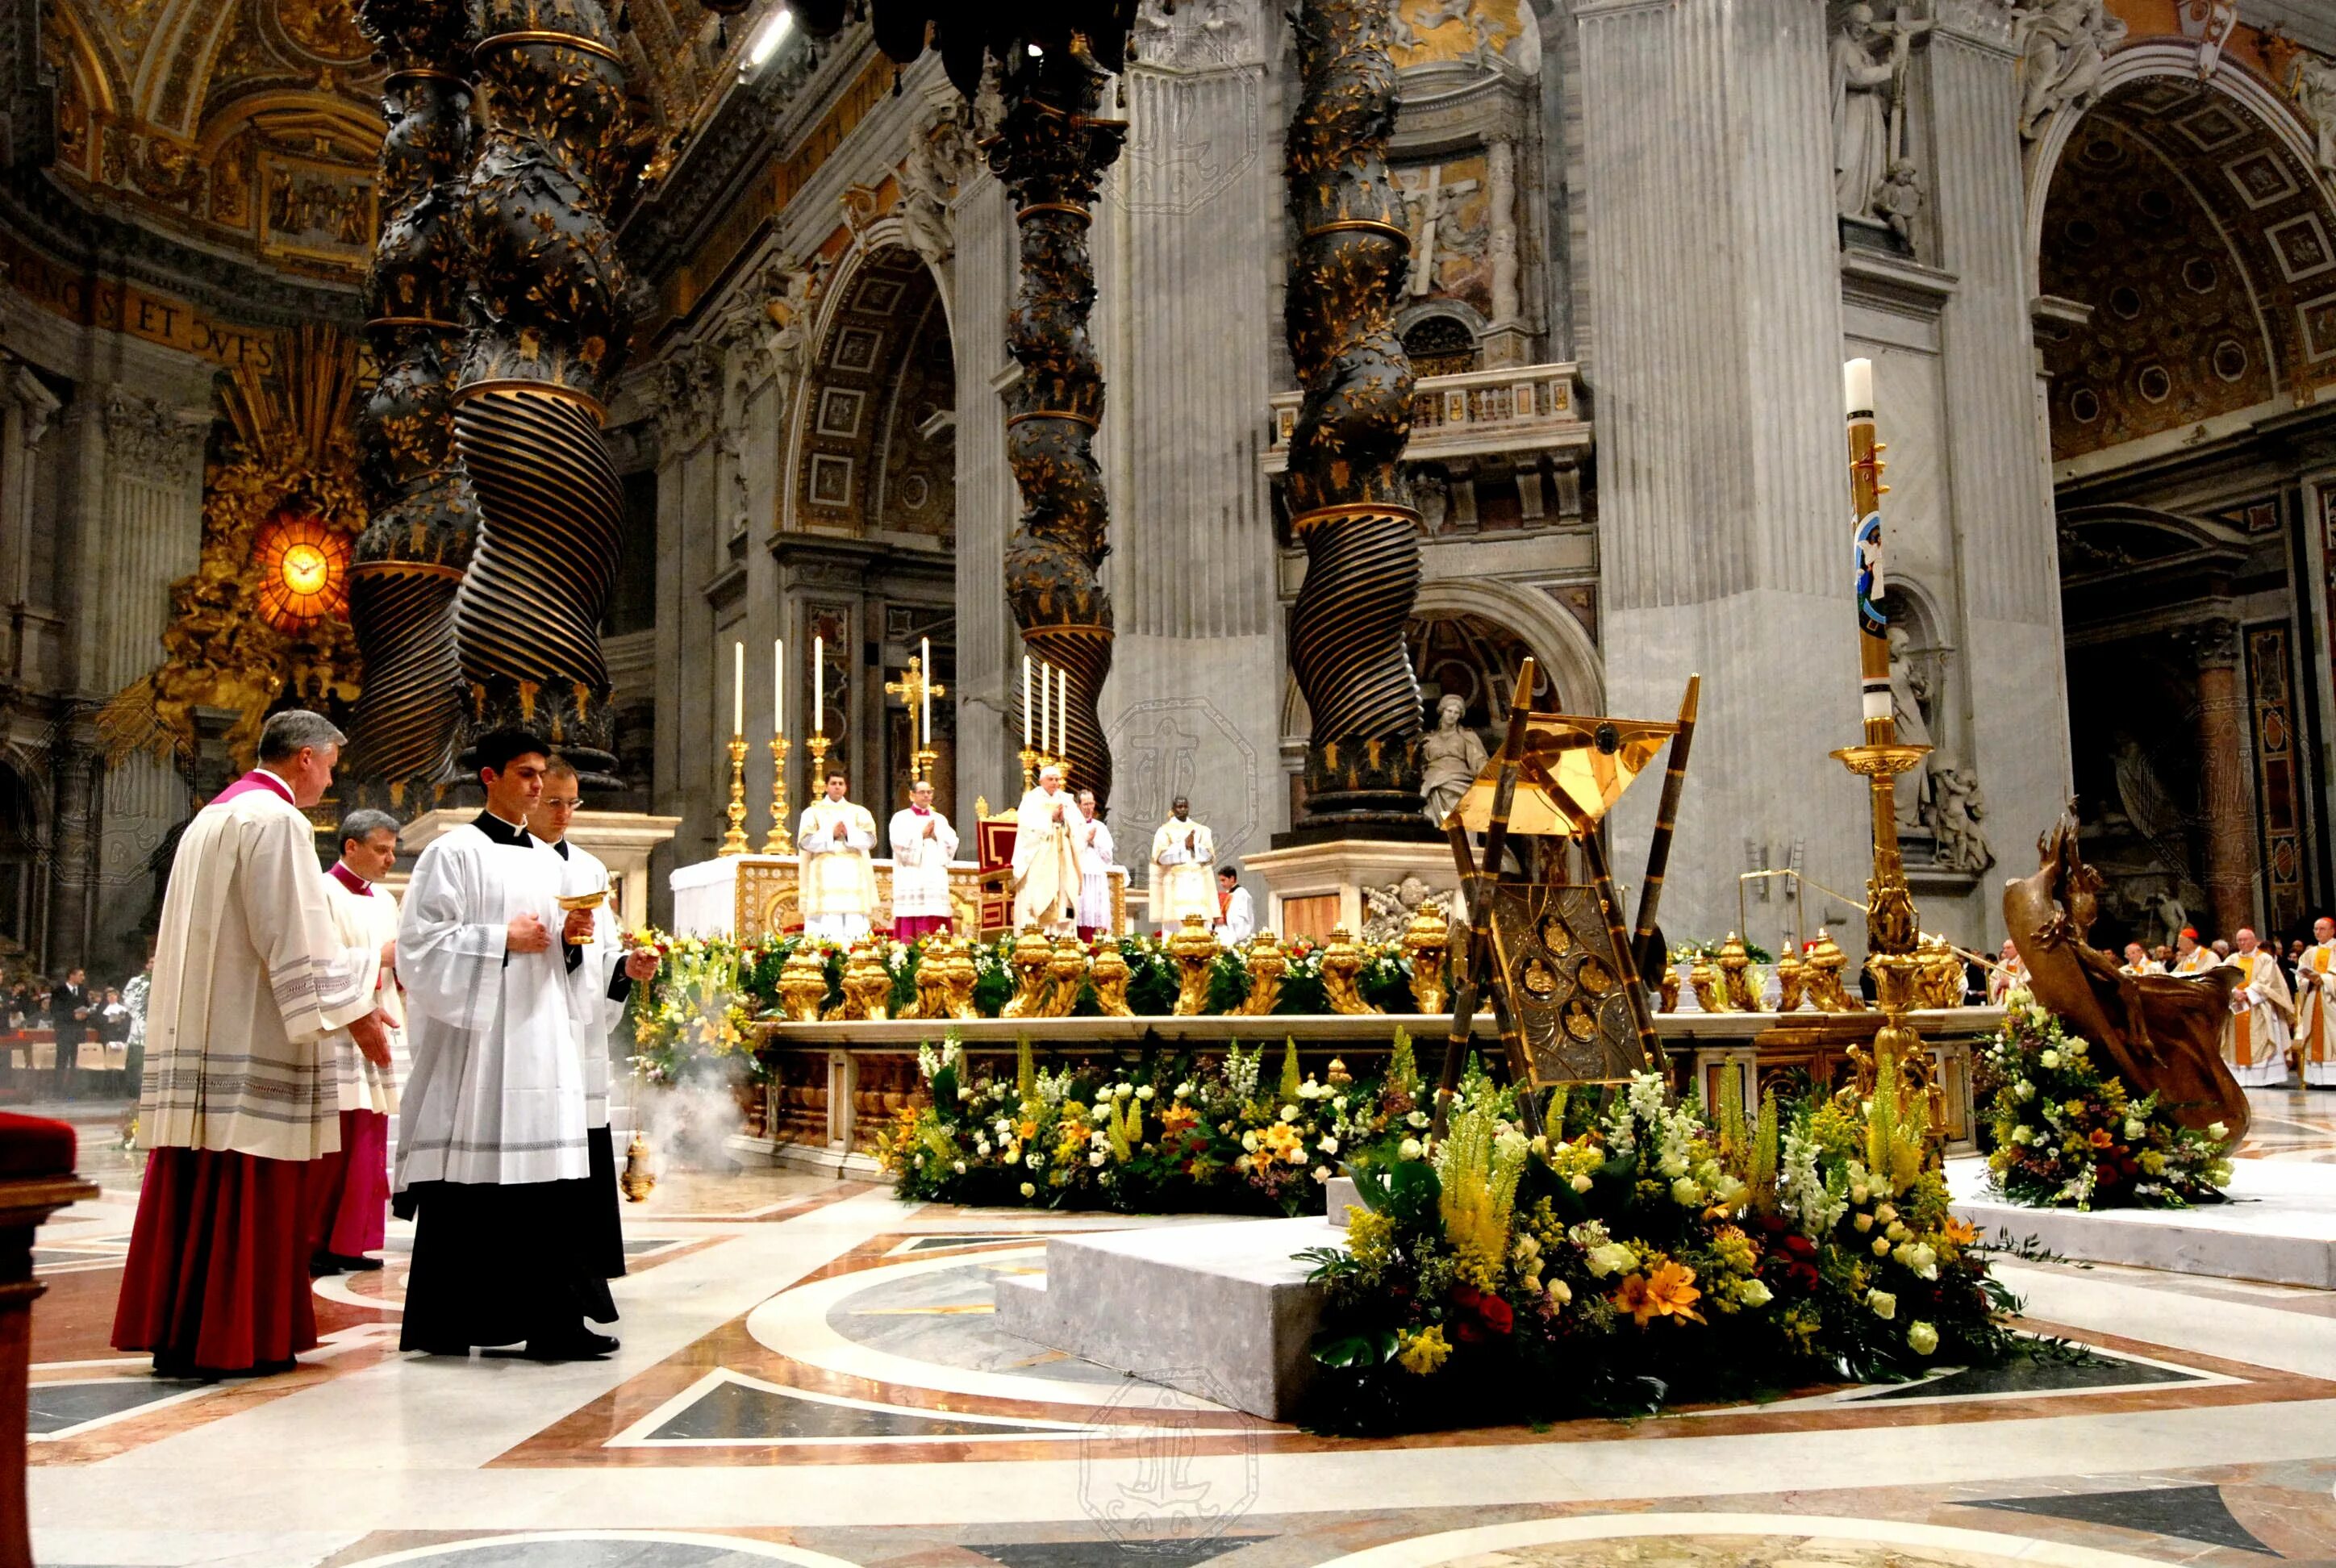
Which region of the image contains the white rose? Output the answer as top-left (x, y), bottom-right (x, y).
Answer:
top-left (974, 1138), bottom-right (991, 1155)
top-left (2123, 1120), bottom-right (2145, 1141)
top-left (952, 1160), bottom-right (968, 1174)
top-left (1399, 1136), bottom-right (1423, 1161)
top-left (1174, 1082), bottom-right (1194, 1098)
top-left (1137, 1085), bottom-right (1156, 1101)
top-left (2207, 1121), bottom-right (2229, 1141)
top-left (1738, 1278), bottom-right (1773, 1307)
top-left (1114, 1083), bottom-right (1133, 1100)
top-left (2016, 1081), bottom-right (2035, 1101)
top-left (1241, 1131), bottom-right (1260, 1153)
top-left (1091, 1129), bottom-right (1109, 1147)
top-left (1333, 1095), bottom-right (1348, 1112)
top-left (1571, 1173), bottom-right (1594, 1193)
top-left (1587, 1241), bottom-right (1637, 1278)
top-left (1280, 1105), bottom-right (1300, 1123)
top-left (2038, 1050), bottom-right (2060, 1070)
top-left (1867, 1289), bottom-right (1896, 1320)
top-left (1312, 1166), bottom-right (1330, 1182)
top-left (1003, 1150), bottom-right (1020, 1166)
top-left (1671, 1177), bottom-right (1704, 1207)
top-left (1318, 1135), bottom-right (1340, 1154)
top-left (2065, 1037), bottom-right (2087, 1056)
top-left (1547, 1279), bottom-right (1574, 1307)
top-left (1090, 1149), bottom-right (1107, 1166)
top-left (1020, 1181), bottom-right (1037, 1198)
top-left (957, 1086), bottom-right (974, 1101)
top-left (1907, 1320), bottom-right (1939, 1356)
top-left (1407, 1111), bottom-right (1429, 1129)
top-left (2011, 1125), bottom-right (2034, 1145)
top-left (1854, 1212), bottom-right (1874, 1233)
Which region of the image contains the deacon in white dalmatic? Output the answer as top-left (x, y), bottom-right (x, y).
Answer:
top-left (528, 753), bottom-right (658, 1286)
top-left (1075, 788), bottom-right (1114, 940)
top-left (396, 728), bottom-right (626, 1362)
top-left (799, 769), bottom-right (878, 944)
top-left (1012, 764), bottom-right (1087, 936)
top-left (888, 777), bottom-right (959, 942)
top-left (307, 807), bottom-right (407, 1277)
top-left (1151, 796), bottom-right (1216, 935)
top-left (2221, 926), bottom-right (2294, 1088)
top-left (2290, 915), bottom-right (2334, 1088)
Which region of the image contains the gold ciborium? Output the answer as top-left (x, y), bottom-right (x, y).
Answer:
top-left (557, 887), bottom-right (609, 945)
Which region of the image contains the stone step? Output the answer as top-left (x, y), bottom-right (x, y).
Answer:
top-left (992, 1216), bottom-right (1338, 1421)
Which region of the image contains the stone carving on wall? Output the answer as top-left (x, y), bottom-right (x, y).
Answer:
top-left (1829, 2), bottom-right (1930, 229)
top-left (1887, 623), bottom-right (1935, 832)
top-left (651, 336), bottom-right (722, 456)
top-left (2292, 52), bottom-right (2336, 177)
top-left (2175, 0), bottom-right (2238, 81)
top-left (899, 109), bottom-right (974, 269)
top-left (1362, 874), bottom-right (1452, 944)
top-left (2012, 0), bottom-right (2128, 140)
top-left (1134, 0), bottom-right (1253, 69)
top-left (101, 390), bottom-right (206, 486)
top-left (1923, 758), bottom-right (1994, 873)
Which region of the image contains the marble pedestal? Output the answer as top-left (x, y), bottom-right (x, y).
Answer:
top-left (403, 807), bottom-right (680, 928)
top-left (1241, 839), bottom-right (1462, 945)
top-left (993, 1217), bottom-right (1336, 1420)
top-left (1946, 1157), bottom-right (2336, 1287)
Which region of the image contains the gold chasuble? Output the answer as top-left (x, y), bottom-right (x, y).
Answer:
top-left (798, 799), bottom-right (878, 920)
top-left (2296, 940), bottom-right (2335, 1087)
top-left (2221, 947), bottom-right (2294, 1087)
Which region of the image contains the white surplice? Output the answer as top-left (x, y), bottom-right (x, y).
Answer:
top-left (1216, 884), bottom-right (1255, 947)
top-left (141, 776), bottom-right (380, 1162)
top-left (1151, 816), bottom-right (1217, 931)
top-left (888, 807), bottom-right (959, 921)
top-left (799, 798), bottom-right (878, 944)
top-left (544, 839), bottom-right (629, 1131)
top-left (321, 869), bottom-right (403, 1116)
top-left (394, 820), bottom-right (588, 1189)
top-left (1012, 785), bottom-right (1087, 934)
top-left (1078, 818), bottom-right (1116, 932)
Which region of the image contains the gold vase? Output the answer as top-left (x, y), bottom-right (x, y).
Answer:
top-left (830, 941), bottom-right (891, 1022)
top-left (1237, 932), bottom-right (1287, 1017)
top-left (1717, 932), bottom-right (1762, 1012)
top-left (1044, 936), bottom-right (1089, 1018)
top-left (1806, 929), bottom-right (1863, 1012)
top-left (1775, 949), bottom-right (1807, 1014)
top-left (1167, 913), bottom-right (1218, 1016)
top-left (907, 937), bottom-right (956, 1020)
top-left (1401, 906), bottom-right (1450, 1014)
top-left (778, 947), bottom-right (828, 1023)
top-left (1687, 954), bottom-right (1725, 1013)
top-left (1002, 926), bottom-right (1056, 1019)
top-left (1320, 925), bottom-right (1380, 1015)
top-left (1089, 943), bottom-right (1134, 1017)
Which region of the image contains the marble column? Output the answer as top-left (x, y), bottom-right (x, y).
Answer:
top-left (1925, 0), bottom-right (2071, 942)
top-left (951, 162), bottom-right (1017, 811)
top-left (1577, 0), bottom-right (1867, 953)
top-left (0, 361), bottom-right (59, 681)
top-left (2184, 618), bottom-right (2258, 941)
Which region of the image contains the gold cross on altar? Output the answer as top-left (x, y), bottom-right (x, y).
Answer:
top-left (886, 656), bottom-right (947, 768)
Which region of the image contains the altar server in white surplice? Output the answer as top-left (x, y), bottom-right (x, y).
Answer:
top-left (2221, 927), bottom-right (2294, 1089)
top-left (799, 769), bottom-right (878, 945)
top-left (1012, 765), bottom-right (1087, 936)
top-left (528, 754), bottom-right (659, 1287)
top-left (1151, 797), bottom-right (1216, 935)
top-left (112, 711), bottom-right (388, 1379)
top-left (887, 778), bottom-right (959, 942)
top-left (2294, 916), bottom-right (2335, 1087)
top-left (1075, 789), bottom-right (1114, 939)
top-left (395, 728), bottom-right (616, 1362)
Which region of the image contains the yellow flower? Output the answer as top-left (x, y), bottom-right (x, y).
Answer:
top-left (1615, 1260), bottom-right (1704, 1327)
top-left (1395, 1324), bottom-right (1451, 1375)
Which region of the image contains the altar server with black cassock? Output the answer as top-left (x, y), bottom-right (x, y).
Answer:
top-left (112, 710), bottom-right (390, 1378)
top-left (394, 728), bottom-right (616, 1360)
top-left (527, 753), bottom-right (659, 1285)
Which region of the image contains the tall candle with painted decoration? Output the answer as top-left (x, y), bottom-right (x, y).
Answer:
top-left (1843, 358), bottom-right (1892, 747)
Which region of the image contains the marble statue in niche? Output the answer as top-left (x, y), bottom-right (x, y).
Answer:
top-left (1419, 692), bottom-right (1488, 828)
top-left (1887, 623), bottom-right (1936, 832)
top-left (1829, 2), bottom-right (1930, 227)
top-left (2012, 0), bottom-right (2128, 140)
top-left (1925, 758), bottom-right (1994, 873)
top-left (2293, 52), bottom-right (2336, 177)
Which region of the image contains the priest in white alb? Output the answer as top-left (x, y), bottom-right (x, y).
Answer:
top-left (799, 769), bottom-right (878, 944)
top-left (305, 807), bottom-right (406, 1278)
top-left (113, 711), bottom-right (389, 1378)
top-left (395, 728), bottom-right (620, 1361)
top-left (529, 753), bottom-right (658, 1285)
top-left (1151, 796), bottom-right (1217, 935)
top-left (2221, 926), bottom-right (2293, 1088)
top-left (2295, 915), bottom-right (2334, 1088)
top-left (1075, 788), bottom-right (1114, 940)
top-left (1012, 764), bottom-right (1086, 935)
top-left (888, 777), bottom-right (958, 941)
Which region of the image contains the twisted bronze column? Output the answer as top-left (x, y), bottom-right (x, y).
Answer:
top-left (451, 0), bottom-right (631, 778)
top-left (987, 44), bottom-right (1127, 808)
top-left (351, 0), bottom-right (476, 812)
top-left (1284, 0), bottom-right (1425, 828)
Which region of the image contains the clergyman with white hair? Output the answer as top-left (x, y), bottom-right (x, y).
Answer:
top-left (1011, 764), bottom-right (1087, 936)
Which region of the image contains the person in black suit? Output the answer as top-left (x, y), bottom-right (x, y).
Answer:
top-left (54, 966), bottom-right (91, 1091)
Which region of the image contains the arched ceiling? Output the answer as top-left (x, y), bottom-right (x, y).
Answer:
top-left (2039, 76), bottom-right (2336, 463)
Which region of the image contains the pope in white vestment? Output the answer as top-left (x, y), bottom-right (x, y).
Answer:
top-left (888, 778), bottom-right (959, 941)
top-left (1012, 767), bottom-right (1087, 935)
top-left (1152, 798), bottom-right (1216, 933)
top-left (395, 731), bottom-right (618, 1360)
top-left (799, 773), bottom-right (878, 944)
top-left (1075, 790), bottom-right (1114, 937)
top-left (113, 715), bottom-right (386, 1378)
top-left (2221, 931), bottom-right (2294, 1088)
top-left (2294, 918), bottom-right (2335, 1087)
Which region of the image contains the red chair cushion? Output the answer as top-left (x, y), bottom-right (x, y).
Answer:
top-left (0, 1111), bottom-right (77, 1179)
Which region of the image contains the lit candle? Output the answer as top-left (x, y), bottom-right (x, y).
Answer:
top-left (774, 639), bottom-right (783, 737)
top-left (814, 633), bottom-right (824, 736)
top-left (1037, 661), bottom-right (1050, 756)
top-left (1844, 357), bottom-right (1874, 420)
top-left (732, 641), bottom-right (743, 737)
top-left (920, 636), bottom-right (932, 749)
top-left (1056, 666), bottom-right (1067, 759)
top-left (1022, 655), bottom-right (1032, 749)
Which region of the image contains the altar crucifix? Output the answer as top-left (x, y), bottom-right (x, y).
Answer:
top-left (886, 648), bottom-right (947, 785)
top-left (1401, 161), bottom-right (1480, 298)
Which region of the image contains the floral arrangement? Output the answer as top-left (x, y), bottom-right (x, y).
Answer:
top-left (1982, 990), bottom-right (2234, 1210)
top-left (626, 932), bottom-right (781, 1086)
top-left (877, 1029), bottom-right (1434, 1216)
top-left (1297, 1052), bottom-right (2015, 1432)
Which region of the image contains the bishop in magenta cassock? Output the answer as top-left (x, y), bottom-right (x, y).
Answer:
top-left (394, 728), bottom-right (635, 1361)
top-left (112, 711), bottom-right (390, 1378)
top-left (306, 807), bottom-right (407, 1276)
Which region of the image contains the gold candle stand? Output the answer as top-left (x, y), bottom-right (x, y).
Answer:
top-left (764, 735), bottom-right (793, 854)
top-left (1018, 746), bottom-right (1040, 791)
top-left (719, 735), bottom-right (750, 856)
top-left (806, 732), bottom-right (832, 799)
top-left (911, 744), bottom-right (938, 786)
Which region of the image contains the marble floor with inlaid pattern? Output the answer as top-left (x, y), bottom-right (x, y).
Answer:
top-left (23, 1086), bottom-right (2336, 1568)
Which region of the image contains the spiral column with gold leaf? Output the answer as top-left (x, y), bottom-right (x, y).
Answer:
top-left (987, 43), bottom-right (1128, 811)
top-left (1283, 0), bottom-right (1425, 829)
top-left (450, 0), bottom-right (631, 780)
top-left (351, 0), bottom-right (478, 811)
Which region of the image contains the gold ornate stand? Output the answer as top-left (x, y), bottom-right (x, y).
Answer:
top-left (806, 733), bottom-right (832, 797)
top-left (1018, 745), bottom-right (1040, 792)
top-left (764, 735), bottom-right (793, 855)
top-left (720, 735), bottom-right (750, 857)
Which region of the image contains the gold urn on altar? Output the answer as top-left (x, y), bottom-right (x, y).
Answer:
top-left (1236, 932), bottom-right (1287, 1017)
top-left (1775, 947), bottom-right (1808, 1013)
top-left (1687, 952), bottom-right (1725, 1013)
top-left (1044, 936), bottom-right (1089, 1018)
top-left (1320, 926), bottom-right (1380, 1016)
top-left (1717, 932), bottom-right (1761, 1012)
top-left (778, 946), bottom-right (829, 1023)
top-left (1167, 913), bottom-right (1218, 1016)
top-left (828, 942), bottom-right (894, 1022)
top-left (1916, 935), bottom-right (1965, 1009)
top-left (1002, 926), bottom-right (1057, 1020)
top-left (1401, 905), bottom-right (1451, 1014)
top-left (906, 937), bottom-right (956, 1020)
top-left (1805, 929), bottom-right (1863, 1013)
top-left (1089, 942), bottom-right (1135, 1017)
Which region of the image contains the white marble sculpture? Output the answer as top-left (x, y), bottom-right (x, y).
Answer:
top-left (1419, 693), bottom-right (1489, 828)
top-left (2295, 52), bottom-right (2336, 178)
top-left (1829, 2), bottom-right (1929, 225)
top-left (2013, 0), bottom-right (2128, 140)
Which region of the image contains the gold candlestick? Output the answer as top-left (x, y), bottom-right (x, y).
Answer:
top-left (720, 735), bottom-right (750, 856)
top-left (806, 732), bottom-right (832, 799)
top-left (764, 734), bottom-right (793, 854)
top-left (911, 744), bottom-right (937, 786)
top-left (1017, 745), bottom-right (1040, 791)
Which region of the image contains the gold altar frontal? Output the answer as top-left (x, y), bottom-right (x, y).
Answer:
top-left (672, 850), bottom-right (1131, 941)
top-left (735, 1005), bottom-right (2000, 1171)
